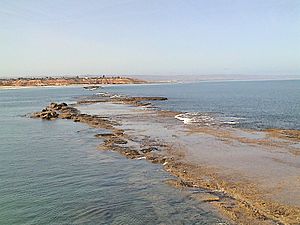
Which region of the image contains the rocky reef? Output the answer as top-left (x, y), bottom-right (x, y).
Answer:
top-left (31, 101), bottom-right (169, 162)
top-left (77, 96), bottom-right (168, 106)
top-left (31, 102), bottom-right (78, 120)
top-left (31, 97), bottom-right (300, 225)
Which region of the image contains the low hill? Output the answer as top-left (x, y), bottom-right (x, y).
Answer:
top-left (0, 76), bottom-right (146, 87)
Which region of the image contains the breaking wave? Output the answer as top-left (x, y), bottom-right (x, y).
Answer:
top-left (175, 112), bottom-right (244, 127)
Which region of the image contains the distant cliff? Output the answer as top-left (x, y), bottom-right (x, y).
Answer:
top-left (0, 76), bottom-right (146, 87)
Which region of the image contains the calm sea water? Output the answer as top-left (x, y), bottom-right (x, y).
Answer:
top-left (104, 80), bottom-right (300, 130)
top-left (0, 87), bottom-right (226, 225)
top-left (1, 80), bottom-right (298, 224)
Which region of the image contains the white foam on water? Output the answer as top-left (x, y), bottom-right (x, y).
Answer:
top-left (95, 92), bottom-right (110, 97)
top-left (110, 94), bottom-right (128, 99)
top-left (175, 112), bottom-right (244, 126)
top-left (175, 112), bottom-right (215, 125)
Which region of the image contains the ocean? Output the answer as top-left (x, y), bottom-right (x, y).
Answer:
top-left (104, 79), bottom-right (300, 130)
top-left (1, 79), bottom-right (299, 224)
top-left (0, 86), bottom-right (226, 225)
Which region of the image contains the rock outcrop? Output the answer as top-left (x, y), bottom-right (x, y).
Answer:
top-left (31, 102), bottom-right (78, 120)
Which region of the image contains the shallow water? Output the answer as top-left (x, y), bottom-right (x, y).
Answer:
top-left (0, 87), bottom-right (227, 225)
top-left (103, 80), bottom-right (300, 130)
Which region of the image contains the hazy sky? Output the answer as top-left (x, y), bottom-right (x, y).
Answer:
top-left (0, 0), bottom-right (299, 77)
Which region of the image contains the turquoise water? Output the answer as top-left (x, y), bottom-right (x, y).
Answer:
top-left (0, 87), bottom-right (226, 225)
top-left (104, 80), bottom-right (300, 130)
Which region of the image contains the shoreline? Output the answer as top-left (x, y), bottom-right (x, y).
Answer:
top-left (30, 94), bottom-right (300, 224)
top-left (2, 77), bottom-right (300, 89)
top-left (0, 76), bottom-right (147, 89)
top-left (0, 82), bottom-right (156, 90)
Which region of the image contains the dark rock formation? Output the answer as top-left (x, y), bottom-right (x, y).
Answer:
top-left (31, 102), bottom-right (78, 120)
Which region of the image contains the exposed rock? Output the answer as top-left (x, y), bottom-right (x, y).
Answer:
top-left (141, 147), bottom-right (159, 153)
top-left (30, 98), bottom-right (300, 225)
top-left (31, 109), bottom-right (57, 120)
top-left (50, 102), bottom-right (68, 110)
top-left (112, 137), bottom-right (128, 145)
top-left (73, 117), bottom-right (80, 122)
top-left (145, 154), bottom-right (166, 164)
top-left (31, 102), bottom-right (74, 120)
top-left (50, 102), bottom-right (58, 108)
top-left (58, 113), bottom-right (73, 119)
top-left (129, 97), bottom-right (168, 101)
top-left (123, 149), bottom-right (142, 159)
top-left (40, 111), bottom-right (58, 120)
top-left (192, 193), bottom-right (220, 202)
top-left (104, 137), bottom-right (128, 145)
top-left (77, 96), bottom-right (168, 105)
top-left (95, 133), bottom-right (115, 138)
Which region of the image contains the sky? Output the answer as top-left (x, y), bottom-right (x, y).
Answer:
top-left (0, 0), bottom-right (299, 78)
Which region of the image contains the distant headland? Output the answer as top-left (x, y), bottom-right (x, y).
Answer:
top-left (0, 76), bottom-right (146, 87)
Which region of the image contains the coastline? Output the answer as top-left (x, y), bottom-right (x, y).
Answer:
top-left (1, 86), bottom-right (231, 225)
top-left (3, 77), bottom-right (300, 89)
top-left (30, 91), bottom-right (300, 224)
top-left (0, 83), bottom-right (154, 90)
top-left (2, 77), bottom-right (300, 91)
top-left (0, 76), bottom-right (147, 89)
